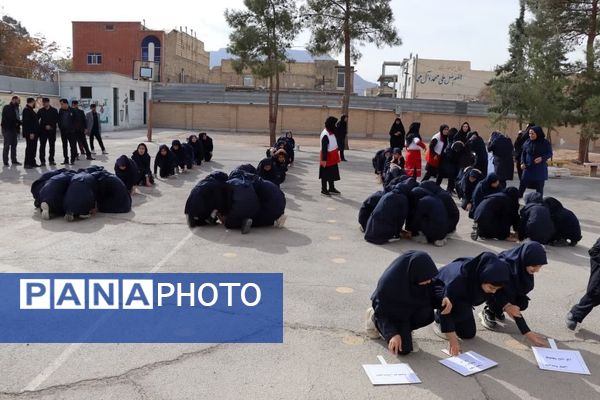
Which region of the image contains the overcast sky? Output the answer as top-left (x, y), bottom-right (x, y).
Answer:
top-left (1, 0), bottom-right (522, 82)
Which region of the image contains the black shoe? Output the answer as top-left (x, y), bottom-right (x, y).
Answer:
top-left (61, 160), bottom-right (69, 165)
top-left (12, 161), bottom-right (22, 166)
top-left (329, 188), bottom-right (341, 195)
top-left (479, 306), bottom-right (498, 330)
top-left (566, 312), bottom-right (578, 331)
top-left (186, 214), bottom-right (196, 228)
top-left (3, 163), bottom-right (8, 167)
top-left (40, 162), bottom-right (46, 167)
top-left (69, 160), bottom-right (75, 165)
top-left (86, 156), bottom-right (95, 161)
top-left (241, 218), bottom-right (252, 234)
top-left (321, 190), bottom-right (331, 197)
top-left (49, 161), bottom-right (56, 166)
top-left (24, 165), bottom-right (34, 169)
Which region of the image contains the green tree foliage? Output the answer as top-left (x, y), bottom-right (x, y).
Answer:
top-left (225, 0), bottom-right (301, 145)
top-left (302, 0), bottom-right (401, 143)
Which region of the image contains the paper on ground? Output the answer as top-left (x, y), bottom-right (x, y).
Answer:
top-left (362, 363), bottom-right (421, 385)
top-left (439, 351), bottom-right (498, 376)
top-left (532, 346), bottom-right (591, 375)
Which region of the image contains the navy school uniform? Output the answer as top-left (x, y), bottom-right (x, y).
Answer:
top-left (92, 170), bottom-right (132, 214)
top-left (371, 251), bottom-right (439, 354)
top-left (185, 172), bottom-right (229, 226)
top-left (252, 178), bottom-right (286, 227)
top-left (154, 145), bottom-right (176, 178)
top-left (457, 167), bottom-right (483, 210)
top-left (200, 134), bottom-right (213, 161)
top-left (63, 171), bottom-right (98, 216)
top-left (131, 144), bottom-right (154, 185)
top-left (543, 197), bottom-right (582, 246)
top-left (38, 170), bottom-right (76, 216)
top-left (364, 183), bottom-right (411, 245)
top-left (257, 158), bottom-right (280, 186)
top-left (31, 169), bottom-right (68, 208)
top-left (470, 173), bottom-right (501, 219)
top-left (518, 192), bottom-right (555, 244)
top-left (224, 175), bottom-right (261, 229)
top-left (570, 238), bottom-right (600, 323)
top-left (433, 253), bottom-right (511, 338)
top-left (467, 133), bottom-right (488, 176)
top-left (488, 132), bottom-right (515, 183)
top-left (114, 155), bottom-right (139, 191)
top-left (358, 191), bottom-right (384, 231)
top-left (486, 242), bottom-right (547, 334)
top-left (473, 188), bottom-right (520, 240)
top-left (437, 190), bottom-right (460, 234)
top-left (187, 135), bottom-right (204, 166)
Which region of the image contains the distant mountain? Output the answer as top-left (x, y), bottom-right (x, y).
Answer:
top-left (209, 48), bottom-right (376, 96)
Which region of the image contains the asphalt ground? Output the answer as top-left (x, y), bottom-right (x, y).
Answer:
top-left (0, 129), bottom-right (599, 400)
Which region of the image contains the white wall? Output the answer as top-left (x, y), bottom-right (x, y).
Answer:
top-left (59, 72), bottom-right (150, 132)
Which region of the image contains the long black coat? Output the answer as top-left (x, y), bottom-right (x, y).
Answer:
top-left (63, 172), bottom-right (98, 215)
top-left (488, 132), bottom-right (514, 181)
top-left (93, 171), bottom-right (131, 214)
top-left (409, 195), bottom-right (448, 243)
top-left (114, 155), bottom-right (139, 191)
top-left (185, 173), bottom-right (229, 224)
top-left (474, 192), bottom-right (519, 240)
top-left (364, 185), bottom-right (410, 245)
top-left (389, 119), bottom-right (406, 150)
top-left (225, 176), bottom-right (260, 229)
top-left (252, 178), bottom-right (286, 227)
top-left (543, 197), bottom-right (582, 245)
top-left (437, 190), bottom-right (460, 233)
top-left (467, 134), bottom-right (488, 176)
top-left (358, 191), bottom-right (384, 231)
top-left (518, 193), bottom-right (555, 244)
top-left (38, 171), bottom-right (75, 215)
top-left (31, 169), bottom-right (67, 207)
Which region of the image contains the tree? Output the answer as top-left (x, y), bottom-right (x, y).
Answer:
top-left (527, 0), bottom-right (600, 162)
top-left (225, 0), bottom-right (301, 145)
top-left (487, 0), bottom-right (530, 129)
top-left (302, 0), bottom-right (401, 147)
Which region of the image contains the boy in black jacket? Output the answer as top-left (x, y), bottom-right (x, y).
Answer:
top-left (22, 98), bottom-right (40, 168)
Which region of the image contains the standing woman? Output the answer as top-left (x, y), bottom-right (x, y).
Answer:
top-left (488, 131), bottom-right (514, 188)
top-left (335, 115), bottom-right (348, 162)
top-left (519, 126), bottom-right (552, 197)
top-left (366, 251), bottom-right (448, 355)
top-left (319, 116), bottom-right (341, 196)
top-left (422, 124), bottom-right (449, 182)
top-left (432, 252), bottom-right (511, 355)
top-left (514, 123), bottom-right (535, 180)
top-left (389, 117), bottom-right (406, 151)
top-left (455, 122), bottom-right (471, 144)
top-left (480, 242), bottom-right (548, 347)
top-left (404, 122), bottom-right (426, 178)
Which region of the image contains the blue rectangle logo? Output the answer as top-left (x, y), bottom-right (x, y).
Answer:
top-left (0, 273), bottom-right (283, 343)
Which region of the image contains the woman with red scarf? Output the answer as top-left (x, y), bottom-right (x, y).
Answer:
top-left (320, 116), bottom-right (341, 196)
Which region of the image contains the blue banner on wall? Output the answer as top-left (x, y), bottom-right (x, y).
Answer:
top-left (0, 273), bottom-right (283, 343)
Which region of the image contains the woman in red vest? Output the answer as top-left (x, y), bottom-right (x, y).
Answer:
top-left (320, 116), bottom-right (342, 196)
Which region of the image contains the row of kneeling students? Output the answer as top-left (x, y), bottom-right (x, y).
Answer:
top-left (366, 244), bottom-right (551, 356)
top-left (359, 169), bottom-right (581, 247)
top-left (185, 164), bottom-right (286, 234)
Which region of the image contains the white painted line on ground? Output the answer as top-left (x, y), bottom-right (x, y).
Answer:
top-left (23, 230), bottom-right (195, 392)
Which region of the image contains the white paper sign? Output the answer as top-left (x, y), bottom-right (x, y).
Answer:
top-left (439, 351), bottom-right (498, 376)
top-left (532, 347), bottom-right (591, 375)
top-left (362, 363), bottom-right (421, 385)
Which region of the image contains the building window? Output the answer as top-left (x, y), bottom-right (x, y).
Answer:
top-left (80, 86), bottom-right (93, 99)
top-left (105, 24), bottom-right (115, 31)
top-left (129, 90), bottom-right (135, 101)
top-left (337, 70), bottom-right (345, 88)
top-left (141, 35), bottom-right (161, 64)
top-left (243, 75), bottom-right (254, 87)
top-left (87, 53), bottom-right (102, 65)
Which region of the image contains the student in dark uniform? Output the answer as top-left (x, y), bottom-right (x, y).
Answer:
top-left (567, 238), bottom-right (600, 330)
top-left (200, 132), bottom-right (213, 161)
top-left (467, 131), bottom-right (488, 176)
top-left (543, 197), bottom-right (582, 247)
top-left (224, 173), bottom-right (260, 234)
top-left (171, 140), bottom-right (192, 172)
top-left (319, 116), bottom-right (341, 196)
top-left (92, 170), bottom-right (132, 214)
top-left (372, 148), bottom-right (392, 180)
top-left (252, 177), bottom-right (287, 228)
top-left (335, 114), bottom-right (348, 161)
top-left (358, 191), bottom-right (384, 232)
top-left (187, 134), bottom-right (204, 166)
top-left (518, 192), bottom-right (555, 244)
top-left (257, 157), bottom-right (279, 186)
top-left (37, 170), bottom-right (76, 220)
top-left (472, 187), bottom-right (520, 241)
top-left (63, 170), bottom-right (98, 222)
top-left (114, 155), bottom-right (139, 193)
top-left (432, 252), bottom-right (510, 355)
top-left (367, 251), bottom-right (446, 355)
top-left (470, 173), bottom-right (501, 219)
top-left (457, 167), bottom-right (483, 211)
top-left (37, 98), bottom-right (59, 166)
top-left (185, 172), bottom-right (230, 228)
top-left (488, 131), bottom-right (514, 187)
top-left (480, 242), bottom-right (549, 347)
top-left (364, 182), bottom-right (411, 245)
top-left (132, 143), bottom-right (154, 186)
top-left (154, 144), bottom-right (176, 178)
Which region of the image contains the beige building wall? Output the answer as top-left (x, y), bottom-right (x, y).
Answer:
top-left (208, 59), bottom-right (351, 92)
top-left (153, 102), bottom-right (590, 151)
top-left (401, 58), bottom-right (495, 101)
top-left (163, 30), bottom-right (210, 83)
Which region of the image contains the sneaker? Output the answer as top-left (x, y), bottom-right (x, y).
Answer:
top-left (274, 214), bottom-right (287, 228)
top-left (321, 190), bottom-right (331, 197)
top-left (359, 225), bottom-right (365, 233)
top-left (64, 213), bottom-right (75, 222)
top-left (432, 322), bottom-right (447, 340)
top-left (566, 312), bottom-right (578, 331)
top-left (433, 239), bottom-right (447, 247)
top-left (91, 151), bottom-right (96, 155)
top-left (241, 218), bottom-right (253, 234)
top-left (40, 202), bottom-right (50, 220)
top-left (329, 188), bottom-right (341, 195)
top-left (86, 156), bottom-right (95, 161)
top-left (365, 307), bottom-right (380, 339)
top-left (61, 160), bottom-right (69, 165)
top-left (471, 223), bottom-right (479, 241)
top-left (102, 151), bottom-right (109, 155)
top-left (186, 214), bottom-right (196, 228)
top-left (479, 307), bottom-right (498, 330)
top-left (79, 214), bottom-right (91, 219)
top-left (12, 161), bottom-right (22, 166)
top-left (413, 233), bottom-right (428, 244)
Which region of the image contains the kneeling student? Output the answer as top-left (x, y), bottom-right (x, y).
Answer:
top-left (480, 242), bottom-right (548, 347)
top-left (432, 252), bottom-right (510, 355)
top-left (543, 197), bottom-right (582, 246)
top-left (367, 251), bottom-right (448, 355)
top-left (114, 155), bottom-right (139, 194)
top-left (132, 143), bottom-right (154, 186)
top-left (154, 145), bottom-right (176, 178)
top-left (518, 192), bottom-right (555, 244)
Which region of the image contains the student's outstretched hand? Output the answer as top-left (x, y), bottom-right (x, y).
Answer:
top-left (441, 297), bottom-right (453, 315)
top-left (388, 335), bottom-right (402, 355)
top-left (526, 331), bottom-right (548, 347)
top-left (504, 303), bottom-right (522, 319)
top-left (447, 332), bottom-right (461, 356)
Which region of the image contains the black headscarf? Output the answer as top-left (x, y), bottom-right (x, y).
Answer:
top-left (325, 116), bottom-right (338, 133)
top-left (499, 242), bottom-right (547, 294)
top-left (406, 122), bottom-right (422, 144)
top-left (371, 251), bottom-right (439, 312)
top-left (389, 117), bottom-right (406, 135)
top-left (461, 252), bottom-right (511, 290)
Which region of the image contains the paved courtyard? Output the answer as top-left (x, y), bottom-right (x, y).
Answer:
top-left (0, 129), bottom-right (599, 400)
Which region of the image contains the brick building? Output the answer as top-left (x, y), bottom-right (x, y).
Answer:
top-left (72, 22), bottom-right (210, 83)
